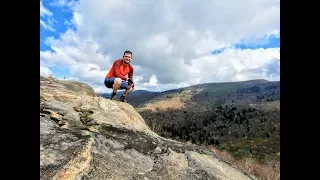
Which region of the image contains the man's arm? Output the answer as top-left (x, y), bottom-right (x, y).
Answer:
top-left (128, 66), bottom-right (134, 83)
top-left (114, 60), bottom-right (128, 80)
top-left (128, 67), bottom-right (134, 88)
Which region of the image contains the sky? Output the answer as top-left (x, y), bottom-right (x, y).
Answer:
top-left (40, 0), bottom-right (280, 93)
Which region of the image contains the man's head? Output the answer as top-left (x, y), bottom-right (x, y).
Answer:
top-left (123, 50), bottom-right (132, 64)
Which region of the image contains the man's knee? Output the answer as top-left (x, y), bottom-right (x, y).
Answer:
top-left (127, 85), bottom-right (134, 91)
top-left (114, 78), bottom-right (122, 85)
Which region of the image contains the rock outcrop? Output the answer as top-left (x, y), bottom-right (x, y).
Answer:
top-left (40, 76), bottom-right (258, 180)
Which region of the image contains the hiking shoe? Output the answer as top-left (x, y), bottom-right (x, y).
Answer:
top-left (119, 95), bottom-right (127, 102)
top-left (110, 93), bottom-right (117, 100)
top-left (110, 96), bottom-right (117, 100)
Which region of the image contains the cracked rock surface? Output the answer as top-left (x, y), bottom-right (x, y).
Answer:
top-left (40, 76), bottom-right (257, 180)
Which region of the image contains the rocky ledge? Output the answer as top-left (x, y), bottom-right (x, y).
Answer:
top-left (40, 76), bottom-right (257, 180)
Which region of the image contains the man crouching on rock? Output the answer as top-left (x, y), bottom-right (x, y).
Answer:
top-left (104, 50), bottom-right (134, 102)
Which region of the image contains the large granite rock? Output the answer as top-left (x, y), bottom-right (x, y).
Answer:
top-left (40, 76), bottom-right (257, 180)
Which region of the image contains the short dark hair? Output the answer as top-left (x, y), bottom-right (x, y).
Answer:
top-left (123, 50), bottom-right (132, 56)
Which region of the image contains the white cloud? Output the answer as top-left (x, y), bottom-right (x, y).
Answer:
top-left (40, 1), bottom-right (56, 31)
top-left (40, 66), bottom-right (53, 77)
top-left (267, 29), bottom-right (280, 38)
top-left (49, 0), bottom-right (77, 8)
top-left (187, 47), bottom-right (279, 82)
top-left (40, 1), bottom-right (52, 17)
top-left (40, 0), bottom-right (280, 92)
top-left (40, 20), bottom-right (55, 32)
top-left (93, 87), bottom-right (106, 93)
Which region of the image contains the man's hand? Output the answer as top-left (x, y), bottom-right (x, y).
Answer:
top-left (128, 78), bottom-right (134, 88)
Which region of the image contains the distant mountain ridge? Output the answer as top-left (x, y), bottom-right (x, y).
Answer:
top-left (98, 79), bottom-right (277, 107)
top-left (132, 79), bottom-right (278, 107)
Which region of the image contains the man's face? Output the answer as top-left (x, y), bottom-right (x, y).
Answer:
top-left (123, 53), bottom-right (132, 64)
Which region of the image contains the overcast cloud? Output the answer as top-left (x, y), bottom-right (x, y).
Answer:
top-left (40, 0), bottom-right (280, 93)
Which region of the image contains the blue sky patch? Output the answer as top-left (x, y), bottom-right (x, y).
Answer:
top-left (212, 35), bottom-right (280, 55)
top-left (40, 0), bottom-right (74, 52)
top-left (49, 66), bottom-right (71, 79)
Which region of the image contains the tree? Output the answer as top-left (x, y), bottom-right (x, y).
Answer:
top-left (215, 140), bottom-right (220, 146)
top-left (242, 109), bottom-right (247, 114)
top-left (191, 137), bottom-right (196, 144)
top-left (209, 138), bottom-right (215, 145)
